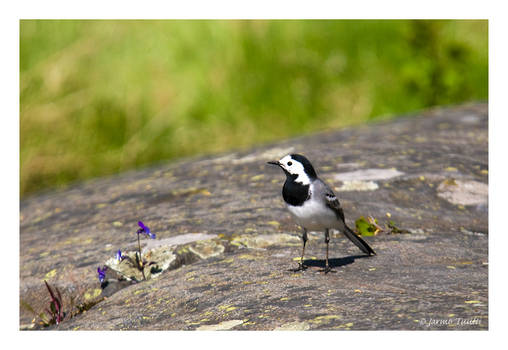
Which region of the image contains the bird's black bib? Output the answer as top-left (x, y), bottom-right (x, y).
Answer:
top-left (282, 177), bottom-right (310, 206)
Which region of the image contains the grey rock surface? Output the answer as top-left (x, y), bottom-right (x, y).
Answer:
top-left (20, 103), bottom-right (488, 330)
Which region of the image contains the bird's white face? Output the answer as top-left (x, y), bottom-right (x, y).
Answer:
top-left (278, 155), bottom-right (311, 185)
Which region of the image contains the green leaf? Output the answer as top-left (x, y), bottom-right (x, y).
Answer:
top-left (39, 312), bottom-right (49, 325)
top-left (50, 302), bottom-right (57, 314)
top-left (355, 216), bottom-right (377, 236)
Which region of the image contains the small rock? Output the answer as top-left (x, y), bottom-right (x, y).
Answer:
top-left (408, 228), bottom-right (425, 234)
top-left (437, 179), bottom-right (488, 205)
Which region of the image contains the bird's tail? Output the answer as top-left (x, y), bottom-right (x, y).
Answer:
top-left (343, 224), bottom-right (376, 255)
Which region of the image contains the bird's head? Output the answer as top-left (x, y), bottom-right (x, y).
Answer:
top-left (267, 154), bottom-right (317, 185)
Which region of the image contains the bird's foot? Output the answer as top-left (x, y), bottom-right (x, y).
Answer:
top-left (318, 266), bottom-right (335, 274)
top-left (289, 263), bottom-right (308, 272)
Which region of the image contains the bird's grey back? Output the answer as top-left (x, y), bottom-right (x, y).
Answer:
top-left (313, 177), bottom-right (337, 200)
top-left (312, 176), bottom-right (346, 224)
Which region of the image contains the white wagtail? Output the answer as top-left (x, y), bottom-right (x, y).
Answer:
top-left (268, 154), bottom-right (375, 273)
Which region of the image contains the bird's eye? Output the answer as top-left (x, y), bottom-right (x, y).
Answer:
top-left (287, 161), bottom-right (292, 166)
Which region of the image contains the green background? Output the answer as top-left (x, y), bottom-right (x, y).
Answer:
top-left (20, 20), bottom-right (488, 196)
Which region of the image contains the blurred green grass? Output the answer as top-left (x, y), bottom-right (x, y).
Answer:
top-left (20, 20), bottom-right (488, 197)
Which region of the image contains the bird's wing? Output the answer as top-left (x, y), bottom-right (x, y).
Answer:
top-left (316, 179), bottom-right (376, 255)
top-left (315, 179), bottom-right (345, 222)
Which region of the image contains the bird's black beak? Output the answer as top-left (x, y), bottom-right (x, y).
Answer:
top-left (267, 160), bottom-right (280, 167)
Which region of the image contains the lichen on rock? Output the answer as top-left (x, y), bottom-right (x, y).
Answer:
top-left (196, 319), bottom-right (244, 330)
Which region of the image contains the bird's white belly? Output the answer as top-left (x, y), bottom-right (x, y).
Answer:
top-left (286, 199), bottom-right (341, 231)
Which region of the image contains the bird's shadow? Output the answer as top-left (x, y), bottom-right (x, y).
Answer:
top-left (302, 254), bottom-right (371, 269)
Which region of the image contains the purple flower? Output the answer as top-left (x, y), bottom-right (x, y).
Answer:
top-left (97, 266), bottom-right (107, 283)
top-left (116, 249), bottom-right (123, 262)
top-left (137, 221), bottom-right (156, 239)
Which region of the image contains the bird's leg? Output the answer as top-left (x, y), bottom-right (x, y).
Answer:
top-left (323, 229), bottom-right (332, 274)
top-left (300, 228), bottom-right (308, 270)
top-left (291, 228), bottom-right (308, 272)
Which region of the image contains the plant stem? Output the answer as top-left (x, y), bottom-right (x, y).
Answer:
top-left (137, 233), bottom-right (146, 280)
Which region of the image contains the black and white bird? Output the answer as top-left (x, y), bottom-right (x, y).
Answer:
top-left (268, 154), bottom-right (375, 273)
